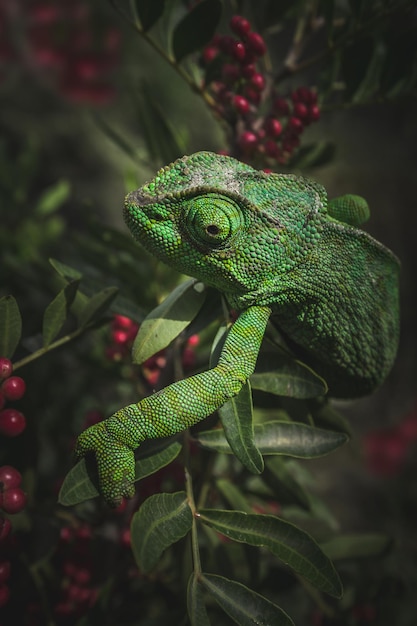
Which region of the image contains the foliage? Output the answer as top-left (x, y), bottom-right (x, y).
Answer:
top-left (0, 0), bottom-right (416, 625)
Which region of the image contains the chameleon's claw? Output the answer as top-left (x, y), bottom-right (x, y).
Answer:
top-left (75, 422), bottom-right (136, 507)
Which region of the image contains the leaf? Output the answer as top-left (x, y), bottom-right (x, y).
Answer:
top-left (251, 353), bottom-right (327, 399)
top-left (199, 509), bottom-right (342, 598)
top-left (219, 381), bottom-right (264, 475)
top-left (0, 296), bottom-right (22, 359)
top-left (42, 280), bottom-right (80, 347)
top-left (200, 574), bottom-right (295, 626)
top-left (172, 0), bottom-right (222, 62)
top-left (216, 478), bottom-right (253, 514)
top-left (136, 81), bottom-right (187, 165)
top-left (131, 492), bottom-right (193, 572)
top-left (58, 441), bottom-right (182, 506)
top-left (132, 279), bottom-right (206, 364)
top-left (321, 532), bottom-right (390, 561)
top-left (77, 286), bottom-right (119, 327)
top-left (134, 0), bottom-right (165, 31)
top-left (49, 258), bottom-right (82, 281)
top-left (351, 38), bottom-right (386, 104)
top-left (187, 574), bottom-right (211, 626)
top-left (35, 180), bottom-right (70, 216)
top-left (291, 141), bottom-right (336, 170)
top-left (264, 457), bottom-right (310, 510)
top-left (197, 421), bottom-right (348, 458)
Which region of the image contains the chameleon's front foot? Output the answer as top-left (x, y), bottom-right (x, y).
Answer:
top-left (75, 421), bottom-right (136, 507)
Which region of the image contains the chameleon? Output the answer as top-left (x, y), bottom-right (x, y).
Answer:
top-left (76, 151), bottom-right (400, 505)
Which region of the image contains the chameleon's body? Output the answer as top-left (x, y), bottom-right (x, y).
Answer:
top-left (76, 152), bottom-right (400, 505)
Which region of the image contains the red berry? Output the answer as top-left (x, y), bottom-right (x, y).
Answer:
top-left (244, 32), bottom-right (266, 57)
top-left (0, 391), bottom-right (5, 411)
top-left (0, 466), bottom-right (22, 491)
top-left (0, 584), bottom-right (10, 608)
top-left (0, 561), bottom-right (10, 584)
top-left (243, 86), bottom-right (261, 105)
top-left (264, 117), bottom-right (283, 137)
top-left (230, 41), bottom-right (246, 62)
top-left (2, 487), bottom-right (27, 514)
top-left (0, 358), bottom-right (12, 380)
top-left (1, 376), bottom-right (26, 401)
top-left (202, 45), bottom-right (218, 64)
top-left (218, 35), bottom-right (235, 55)
top-left (238, 131), bottom-right (258, 153)
top-left (221, 63), bottom-right (240, 84)
top-left (233, 94), bottom-right (250, 115)
top-left (0, 409), bottom-right (26, 437)
top-left (0, 517), bottom-right (11, 541)
top-left (229, 15), bottom-right (251, 38)
top-left (308, 104), bottom-right (320, 121)
top-left (264, 140), bottom-right (280, 158)
top-left (241, 63), bottom-right (256, 78)
top-left (295, 86), bottom-right (312, 102)
top-left (273, 96), bottom-right (289, 116)
top-left (113, 314), bottom-right (135, 330)
top-left (288, 116), bottom-right (304, 133)
top-left (293, 102), bottom-right (308, 119)
top-left (112, 329), bottom-right (129, 345)
top-left (250, 72), bottom-right (266, 92)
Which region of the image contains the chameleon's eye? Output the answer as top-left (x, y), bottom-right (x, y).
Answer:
top-left (185, 195), bottom-right (243, 246)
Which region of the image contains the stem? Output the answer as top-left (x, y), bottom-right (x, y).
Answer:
top-left (184, 431), bottom-right (202, 575)
top-left (13, 326), bottom-right (86, 372)
top-left (111, 0), bottom-right (217, 113)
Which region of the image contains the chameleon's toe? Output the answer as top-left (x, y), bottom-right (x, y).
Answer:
top-left (75, 422), bottom-right (136, 507)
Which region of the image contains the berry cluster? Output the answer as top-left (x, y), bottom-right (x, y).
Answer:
top-left (0, 358), bottom-right (26, 437)
top-left (0, 359), bottom-right (27, 609)
top-left (106, 314), bottom-right (140, 362)
top-left (0, 466), bottom-right (27, 608)
top-left (201, 15), bottom-right (320, 165)
top-left (106, 314), bottom-right (199, 388)
top-left (0, 0), bottom-right (121, 105)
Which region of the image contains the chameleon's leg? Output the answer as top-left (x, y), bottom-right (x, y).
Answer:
top-left (75, 305), bottom-right (272, 505)
top-left (328, 194), bottom-right (370, 226)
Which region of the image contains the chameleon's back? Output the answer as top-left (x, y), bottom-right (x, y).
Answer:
top-left (268, 220), bottom-right (400, 397)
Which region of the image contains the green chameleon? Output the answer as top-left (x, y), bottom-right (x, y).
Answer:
top-left (76, 151), bottom-right (400, 505)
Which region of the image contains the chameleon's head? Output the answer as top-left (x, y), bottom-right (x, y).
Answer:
top-left (124, 152), bottom-right (327, 306)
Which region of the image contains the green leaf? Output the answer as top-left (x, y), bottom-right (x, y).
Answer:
top-left (199, 510), bottom-right (342, 598)
top-left (132, 279), bottom-right (206, 364)
top-left (136, 81), bottom-right (187, 165)
top-left (200, 574), bottom-right (295, 626)
top-left (0, 296), bottom-right (22, 359)
top-left (134, 0), bottom-right (165, 31)
top-left (35, 180), bottom-right (70, 216)
top-left (77, 286), bottom-right (119, 327)
top-left (197, 421), bottom-right (348, 458)
top-left (251, 353), bottom-right (327, 399)
top-left (49, 258), bottom-right (82, 281)
top-left (219, 381), bottom-right (264, 475)
top-left (291, 141), bottom-right (336, 170)
top-left (187, 574), bottom-right (211, 626)
top-left (172, 0), bottom-right (222, 62)
top-left (264, 457), bottom-right (310, 510)
top-left (352, 38), bottom-right (386, 104)
top-left (131, 492), bottom-right (193, 572)
top-left (42, 280), bottom-right (80, 347)
top-left (321, 532), bottom-right (390, 561)
top-left (216, 478), bottom-right (253, 514)
top-left (58, 441), bottom-right (182, 506)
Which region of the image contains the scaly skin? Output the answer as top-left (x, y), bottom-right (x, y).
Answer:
top-left (76, 152), bottom-right (400, 505)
